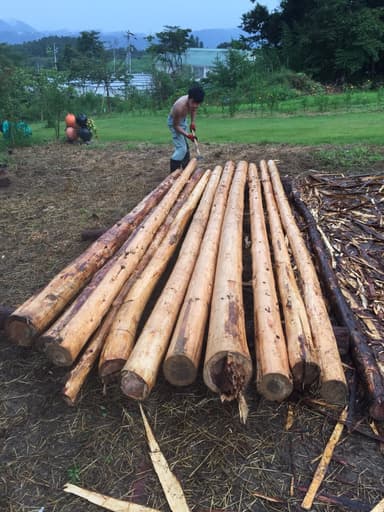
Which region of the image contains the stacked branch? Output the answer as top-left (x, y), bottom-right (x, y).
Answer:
top-left (62, 168), bottom-right (205, 405)
top-left (248, 163), bottom-right (293, 401)
top-left (120, 165), bottom-right (223, 400)
top-left (5, 168), bottom-right (182, 346)
top-left (163, 161), bottom-right (236, 386)
top-left (267, 160), bottom-right (347, 405)
top-left (98, 168), bottom-right (211, 383)
top-left (42, 160), bottom-right (198, 367)
top-left (259, 161), bottom-right (320, 389)
top-left (203, 161), bottom-right (253, 405)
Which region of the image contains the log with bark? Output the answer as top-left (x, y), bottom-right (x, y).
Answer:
top-left (120, 165), bottom-right (223, 401)
top-left (259, 161), bottom-right (320, 389)
top-left (5, 168), bottom-right (182, 347)
top-left (267, 160), bottom-right (347, 405)
top-left (98, 168), bottom-right (211, 383)
top-left (290, 183), bottom-right (384, 420)
top-left (248, 162), bottom-right (293, 401)
top-left (203, 161), bottom-right (253, 406)
top-left (163, 161), bottom-right (236, 386)
top-left (42, 160), bottom-right (198, 367)
top-left (62, 170), bottom-right (206, 405)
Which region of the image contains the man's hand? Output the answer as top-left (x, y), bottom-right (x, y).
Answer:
top-left (189, 122), bottom-right (196, 132)
top-left (187, 133), bottom-right (197, 141)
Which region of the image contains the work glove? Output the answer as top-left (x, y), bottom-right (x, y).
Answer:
top-left (189, 122), bottom-right (196, 132)
top-left (186, 133), bottom-right (197, 142)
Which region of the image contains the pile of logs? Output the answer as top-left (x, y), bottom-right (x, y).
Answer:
top-left (8, 157), bottom-right (381, 418)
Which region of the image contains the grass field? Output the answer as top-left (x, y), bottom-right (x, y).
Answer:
top-left (26, 109), bottom-right (384, 146)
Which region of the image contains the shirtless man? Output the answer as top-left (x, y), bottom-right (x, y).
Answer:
top-left (167, 85), bottom-right (205, 171)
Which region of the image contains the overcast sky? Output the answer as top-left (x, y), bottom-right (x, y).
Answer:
top-left (2, 0), bottom-right (280, 33)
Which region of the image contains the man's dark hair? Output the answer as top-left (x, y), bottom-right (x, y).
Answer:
top-left (188, 86), bottom-right (205, 103)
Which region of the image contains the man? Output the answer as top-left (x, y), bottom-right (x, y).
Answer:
top-left (167, 85), bottom-right (205, 171)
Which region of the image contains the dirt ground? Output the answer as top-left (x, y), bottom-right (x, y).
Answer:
top-left (1, 141), bottom-right (384, 512)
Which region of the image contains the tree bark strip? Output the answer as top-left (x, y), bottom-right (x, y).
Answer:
top-left (267, 160), bottom-right (347, 405)
top-left (42, 160), bottom-right (198, 367)
top-left (120, 165), bottom-right (222, 400)
top-left (6, 168), bottom-right (182, 346)
top-left (290, 183), bottom-right (384, 420)
top-left (260, 161), bottom-right (319, 389)
top-left (62, 169), bottom-right (205, 403)
top-left (248, 163), bottom-right (293, 401)
top-left (203, 161), bottom-right (253, 402)
top-left (99, 169), bottom-right (211, 382)
top-left (163, 162), bottom-right (235, 386)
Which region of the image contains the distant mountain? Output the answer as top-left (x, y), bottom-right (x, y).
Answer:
top-left (0, 19), bottom-right (244, 49)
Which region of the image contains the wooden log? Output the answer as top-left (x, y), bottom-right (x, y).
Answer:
top-left (6, 168), bottom-right (182, 346)
top-left (203, 161), bottom-right (253, 403)
top-left (62, 169), bottom-right (206, 403)
top-left (290, 184), bottom-right (384, 420)
top-left (267, 159), bottom-right (347, 405)
top-left (248, 163), bottom-right (293, 401)
top-left (163, 162), bottom-right (235, 386)
top-left (42, 160), bottom-right (198, 366)
top-left (120, 165), bottom-right (222, 400)
top-left (99, 168), bottom-right (211, 382)
top-left (259, 161), bottom-right (319, 389)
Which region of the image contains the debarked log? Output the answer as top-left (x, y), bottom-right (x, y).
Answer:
top-left (42, 160), bottom-right (198, 367)
top-left (267, 160), bottom-right (347, 405)
top-left (120, 166), bottom-right (222, 401)
top-left (290, 184), bottom-right (384, 421)
top-left (203, 161), bottom-right (253, 402)
top-left (5, 167), bottom-right (182, 346)
top-left (163, 161), bottom-right (235, 387)
top-left (99, 168), bottom-right (212, 383)
top-left (249, 162), bottom-right (293, 401)
top-left (260, 160), bottom-right (319, 389)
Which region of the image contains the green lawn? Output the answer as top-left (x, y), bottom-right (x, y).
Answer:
top-left (28, 110), bottom-right (384, 146)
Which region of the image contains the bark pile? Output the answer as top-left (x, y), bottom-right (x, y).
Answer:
top-left (8, 158), bottom-right (375, 416)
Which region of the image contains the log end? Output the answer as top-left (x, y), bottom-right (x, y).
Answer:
top-left (203, 351), bottom-right (253, 401)
top-left (163, 354), bottom-right (197, 387)
top-left (99, 359), bottom-right (126, 384)
top-left (258, 373), bottom-right (293, 402)
top-left (45, 342), bottom-right (74, 367)
top-left (120, 370), bottom-right (149, 401)
top-left (292, 361), bottom-right (321, 389)
top-left (320, 379), bottom-right (348, 406)
top-left (5, 315), bottom-right (37, 347)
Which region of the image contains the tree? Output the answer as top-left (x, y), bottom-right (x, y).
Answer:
top-left (146, 26), bottom-right (193, 74)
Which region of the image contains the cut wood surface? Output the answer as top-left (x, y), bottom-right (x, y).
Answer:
top-left (120, 165), bottom-right (222, 400)
top-left (6, 168), bottom-right (182, 347)
top-left (260, 161), bottom-right (319, 389)
top-left (248, 162), bottom-right (293, 401)
top-left (163, 161), bottom-right (235, 386)
top-left (267, 160), bottom-right (347, 405)
top-left (42, 160), bottom-right (198, 367)
top-left (290, 184), bottom-right (384, 420)
top-left (203, 161), bottom-right (253, 403)
top-left (99, 168), bottom-right (210, 382)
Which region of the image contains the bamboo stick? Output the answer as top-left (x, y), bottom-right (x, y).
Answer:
top-left (248, 163), bottom-right (293, 401)
top-left (259, 161), bottom-right (320, 389)
top-left (120, 165), bottom-right (222, 400)
top-left (99, 169), bottom-right (211, 382)
top-left (42, 160), bottom-right (198, 367)
top-left (6, 168), bottom-right (182, 346)
top-left (62, 169), bottom-right (206, 404)
top-left (267, 159), bottom-right (347, 405)
top-left (163, 162), bottom-right (235, 386)
top-left (203, 161), bottom-right (253, 403)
